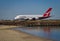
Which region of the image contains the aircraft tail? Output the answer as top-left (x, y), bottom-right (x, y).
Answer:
top-left (43, 8), bottom-right (52, 17)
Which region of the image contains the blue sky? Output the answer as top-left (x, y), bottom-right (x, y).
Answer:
top-left (0, 0), bottom-right (60, 20)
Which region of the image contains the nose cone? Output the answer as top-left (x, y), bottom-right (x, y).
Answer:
top-left (14, 15), bottom-right (20, 19)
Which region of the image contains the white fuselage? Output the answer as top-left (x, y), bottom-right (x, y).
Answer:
top-left (15, 15), bottom-right (43, 20)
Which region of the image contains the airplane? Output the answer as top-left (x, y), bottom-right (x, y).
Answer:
top-left (14, 8), bottom-right (52, 20)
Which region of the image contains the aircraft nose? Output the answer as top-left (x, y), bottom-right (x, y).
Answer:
top-left (15, 16), bottom-right (20, 19)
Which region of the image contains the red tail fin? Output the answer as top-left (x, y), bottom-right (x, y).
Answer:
top-left (43, 8), bottom-right (52, 17)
